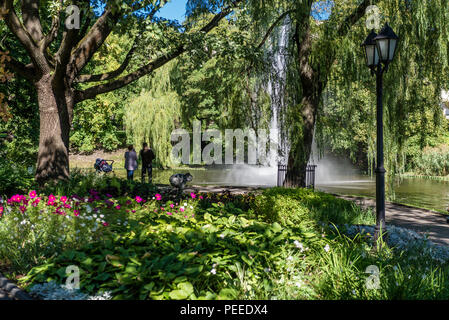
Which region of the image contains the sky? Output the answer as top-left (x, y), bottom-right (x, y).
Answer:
top-left (93, 0), bottom-right (332, 23)
top-left (156, 0), bottom-right (333, 22)
top-left (155, 0), bottom-right (188, 23)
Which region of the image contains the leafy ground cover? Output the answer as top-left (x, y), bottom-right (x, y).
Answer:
top-left (2, 179), bottom-right (449, 300)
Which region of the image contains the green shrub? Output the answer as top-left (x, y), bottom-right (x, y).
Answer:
top-left (413, 145), bottom-right (449, 176)
top-left (5, 186), bottom-right (448, 300)
top-left (252, 187), bottom-right (375, 227)
top-left (40, 170), bottom-right (158, 198)
top-left (0, 158), bottom-right (34, 196)
top-left (18, 193), bottom-right (324, 300)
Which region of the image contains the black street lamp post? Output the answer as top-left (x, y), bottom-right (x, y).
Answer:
top-left (362, 23), bottom-right (399, 244)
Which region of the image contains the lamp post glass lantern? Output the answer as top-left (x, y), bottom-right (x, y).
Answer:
top-left (362, 23), bottom-right (398, 244)
top-left (374, 23), bottom-right (399, 63)
top-left (362, 30), bottom-right (379, 68)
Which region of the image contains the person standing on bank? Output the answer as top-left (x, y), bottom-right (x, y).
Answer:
top-left (140, 142), bottom-right (155, 183)
top-left (124, 145), bottom-right (138, 181)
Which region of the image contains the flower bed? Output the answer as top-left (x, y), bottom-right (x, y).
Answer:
top-left (3, 186), bottom-right (449, 300)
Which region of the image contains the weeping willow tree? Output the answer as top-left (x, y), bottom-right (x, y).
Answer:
top-left (315, 0), bottom-right (449, 199)
top-left (124, 60), bottom-right (180, 168)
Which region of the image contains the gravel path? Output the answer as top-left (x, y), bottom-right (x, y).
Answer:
top-left (332, 195), bottom-right (449, 246)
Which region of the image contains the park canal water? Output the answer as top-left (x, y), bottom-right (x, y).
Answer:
top-left (315, 176), bottom-right (449, 213)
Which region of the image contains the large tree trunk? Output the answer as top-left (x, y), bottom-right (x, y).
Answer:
top-left (283, 94), bottom-right (320, 187)
top-left (282, 0), bottom-right (375, 188)
top-left (283, 20), bottom-right (322, 188)
top-left (35, 73), bottom-right (72, 184)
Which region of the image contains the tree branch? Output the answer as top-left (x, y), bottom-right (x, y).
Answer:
top-left (336, 0), bottom-right (380, 38)
top-left (74, 46), bottom-right (183, 102)
top-left (68, 7), bottom-right (120, 79)
top-left (74, 2), bottom-right (241, 102)
top-left (4, 55), bottom-right (35, 80)
top-left (43, 0), bottom-right (63, 50)
top-left (21, 0), bottom-right (44, 43)
top-left (75, 37), bottom-right (138, 83)
top-left (1, 0), bottom-right (48, 73)
top-left (256, 9), bottom-right (295, 50)
top-left (74, 4), bottom-right (161, 84)
top-left (0, 44), bottom-right (35, 80)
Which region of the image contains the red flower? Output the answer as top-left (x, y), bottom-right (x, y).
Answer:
top-left (32, 198), bottom-right (41, 207)
top-left (29, 190), bottom-right (37, 199)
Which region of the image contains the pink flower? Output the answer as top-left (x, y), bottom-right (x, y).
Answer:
top-left (64, 204), bottom-right (71, 209)
top-left (32, 197), bottom-right (41, 207)
top-left (9, 194), bottom-right (23, 204)
top-left (131, 210), bottom-right (136, 213)
top-left (115, 205), bottom-right (121, 210)
top-left (102, 222), bottom-right (109, 227)
top-left (19, 206), bottom-right (27, 213)
top-left (29, 190), bottom-right (37, 199)
top-left (199, 195), bottom-right (203, 200)
top-left (180, 207), bottom-right (185, 212)
top-left (190, 192), bottom-right (196, 199)
top-left (135, 196), bottom-right (143, 203)
top-left (0, 206), bottom-right (3, 217)
top-left (161, 207), bottom-right (165, 211)
top-left (74, 210), bottom-right (80, 217)
top-left (167, 212), bottom-right (172, 216)
top-left (155, 194), bottom-right (162, 201)
top-left (170, 204), bottom-right (174, 209)
top-left (60, 196), bottom-right (68, 204)
top-left (48, 194), bottom-right (56, 202)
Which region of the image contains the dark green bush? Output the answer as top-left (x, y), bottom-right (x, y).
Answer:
top-left (40, 169), bottom-right (158, 198)
top-left (0, 157), bottom-right (34, 196)
top-left (252, 187), bottom-right (375, 227)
